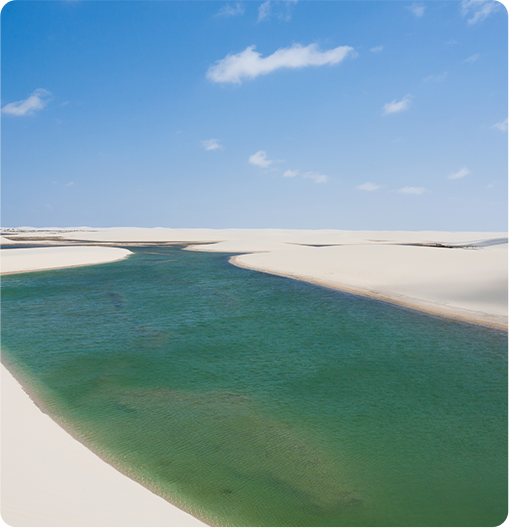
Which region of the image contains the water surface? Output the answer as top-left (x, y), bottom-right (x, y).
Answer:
top-left (1, 247), bottom-right (507, 526)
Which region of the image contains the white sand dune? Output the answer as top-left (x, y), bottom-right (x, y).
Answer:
top-left (1, 246), bottom-right (131, 275)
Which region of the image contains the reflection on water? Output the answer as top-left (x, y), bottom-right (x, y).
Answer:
top-left (1, 247), bottom-right (507, 526)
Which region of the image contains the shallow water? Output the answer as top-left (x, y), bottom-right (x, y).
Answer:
top-left (1, 247), bottom-right (507, 526)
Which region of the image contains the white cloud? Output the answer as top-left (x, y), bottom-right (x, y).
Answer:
top-left (249, 150), bottom-right (273, 168)
top-left (461, 0), bottom-right (500, 24)
top-left (447, 167), bottom-right (470, 180)
top-left (463, 53), bottom-right (479, 63)
top-left (370, 46), bottom-right (384, 53)
top-left (383, 95), bottom-right (412, 115)
top-left (397, 186), bottom-right (426, 195)
top-left (492, 118), bottom-right (508, 132)
top-left (283, 169), bottom-right (298, 177)
top-left (216, 2), bottom-right (245, 17)
top-left (356, 182), bottom-right (381, 191)
top-left (258, 0), bottom-right (297, 22)
top-left (423, 72), bottom-right (448, 82)
top-left (303, 171), bottom-right (329, 183)
top-left (207, 43), bottom-right (355, 84)
top-left (2, 88), bottom-right (51, 116)
top-left (258, 0), bottom-right (271, 20)
top-left (202, 139), bottom-right (223, 151)
top-left (408, 3), bottom-right (425, 17)
top-left (65, 181), bottom-right (74, 187)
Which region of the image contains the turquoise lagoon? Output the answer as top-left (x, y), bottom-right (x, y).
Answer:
top-left (1, 247), bottom-right (507, 526)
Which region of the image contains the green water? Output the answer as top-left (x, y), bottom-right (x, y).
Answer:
top-left (1, 247), bottom-right (507, 526)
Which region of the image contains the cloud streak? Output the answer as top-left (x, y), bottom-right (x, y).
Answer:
top-left (258, 0), bottom-right (271, 20)
top-left (357, 182), bottom-right (381, 191)
top-left (202, 139), bottom-right (223, 151)
top-left (492, 118), bottom-right (508, 132)
top-left (258, 0), bottom-right (298, 22)
top-left (2, 88), bottom-right (52, 116)
top-left (447, 167), bottom-right (470, 180)
top-left (423, 72), bottom-right (448, 82)
top-left (463, 53), bottom-right (479, 63)
top-left (283, 169), bottom-right (298, 177)
top-left (397, 186), bottom-right (426, 195)
top-left (408, 3), bottom-right (425, 17)
top-left (383, 95), bottom-right (412, 115)
top-left (216, 2), bottom-right (245, 17)
top-left (207, 43), bottom-right (355, 84)
top-left (303, 171), bottom-right (329, 183)
top-left (461, 0), bottom-right (500, 24)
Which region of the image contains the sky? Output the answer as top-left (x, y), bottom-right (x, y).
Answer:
top-left (1, 0), bottom-right (507, 230)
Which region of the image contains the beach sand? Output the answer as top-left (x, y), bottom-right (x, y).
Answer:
top-left (1, 228), bottom-right (507, 526)
top-left (1, 246), bottom-right (132, 275)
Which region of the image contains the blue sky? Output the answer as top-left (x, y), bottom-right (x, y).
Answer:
top-left (2, 0), bottom-right (507, 230)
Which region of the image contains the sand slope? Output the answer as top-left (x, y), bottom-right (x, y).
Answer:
top-left (1, 366), bottom-right (206, 527)
top-left (1, 246), bottom-right (132, 275)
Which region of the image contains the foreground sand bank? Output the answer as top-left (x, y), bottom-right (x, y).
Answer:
top-left (1, 365), bottom-right (206, 527)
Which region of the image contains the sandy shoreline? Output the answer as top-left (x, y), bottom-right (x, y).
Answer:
top-left (1, 228), bottom-right (507, 526)
top-left (0, 246), bottom-right (133, 275)
top-left (230, 255), bottom-right (507, 331)
top-left (1, 245), bottom-right (207, 526)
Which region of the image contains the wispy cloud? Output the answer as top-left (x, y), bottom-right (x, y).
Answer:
top-left (258, 0), bottom-right (271, 20)
top-left (65, 181), bottom-right (74, 187)
top-left (202, 139), bottom-right (223, 151)
top-left (2, 88), bottom-right (52, 116)
top-left (423, 72), bottom-right (448, 82)
top-left (492, 118), bottom-right (508, 132)
top-left (461, 0), bottom-right (500, 24)
top-left (447, 167), bottom-right (470, 180)
top-left (303, 171), bottom-right (329, 183)
top-left (408, 3), bottom-right (425, 17)
top-left (207, 43), bottom-right (355, 84)
top-left (216, 2), bottom-right (245, 17)
top-left (258, 0), bottom-right (297, 22)
top-left (283, 169), bottom-right (298, 177)
top-left (370, 46), bottom-right (384, 53)
top-left (463, 53), bottom-right (479, 63)
top-left (397, 186), bottom-right (426, 195)
top-left (249, 150), bottom-right (273, 168)
top-left (383, 95), bottom-right (412, 115)
top-left (357, 182), bottom-right (381, 191)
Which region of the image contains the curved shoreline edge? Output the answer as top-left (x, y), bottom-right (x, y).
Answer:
top-left (1, 246), bottom-right (208, 527)
top-left (229, 255), bottom-right (508, 332)
top-left (0, 246), bottom-right (133, 275)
